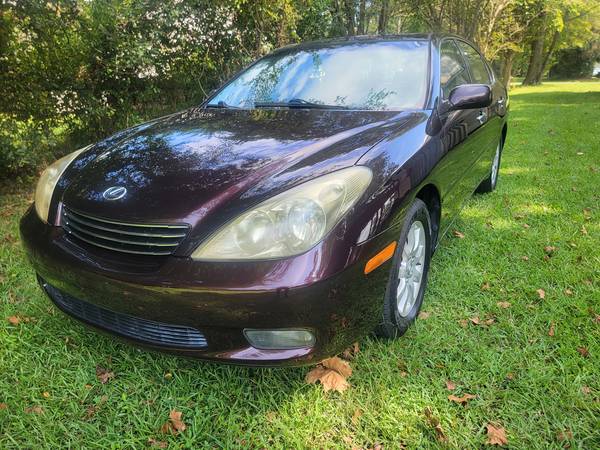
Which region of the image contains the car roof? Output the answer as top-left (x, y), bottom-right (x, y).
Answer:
top-left (269, 33), bottom-right (471, 56)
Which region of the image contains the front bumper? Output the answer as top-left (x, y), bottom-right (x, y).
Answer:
top-left (20, 206), bottom-right (395, 366)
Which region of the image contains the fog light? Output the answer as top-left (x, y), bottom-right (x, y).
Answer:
top-left (243, 329), bottom-right (316, 350)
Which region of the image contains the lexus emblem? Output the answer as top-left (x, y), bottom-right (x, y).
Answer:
top-left (102, 186), bottom-right (127, 201)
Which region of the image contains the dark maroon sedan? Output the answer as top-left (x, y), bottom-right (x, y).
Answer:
top-left (21, 34), bottom-right (508, 366)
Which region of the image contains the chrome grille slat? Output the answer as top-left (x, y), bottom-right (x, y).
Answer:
top-left (62, 207), bottom-right (189, 256)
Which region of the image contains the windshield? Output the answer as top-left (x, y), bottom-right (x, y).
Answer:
top-left (208, 40), bottom-right (430, 111)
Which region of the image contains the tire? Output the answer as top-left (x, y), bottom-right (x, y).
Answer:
top-left (376, 198), bottom-right (432, 339)
top-left (476, 140), bottom-right (502, 194)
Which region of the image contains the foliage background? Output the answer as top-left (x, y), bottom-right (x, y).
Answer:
top-left (0, 0), bottom-right (599, 178)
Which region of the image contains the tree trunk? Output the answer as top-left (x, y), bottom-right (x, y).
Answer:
top-left (378, 0), bottom-right (389, 34)
top-left (523, 13), bottom-right (546, 85)
top-left (343, 0), bottom-right (356, 36)
top-left (357, 0), bottom-right (366, 34)
top-left (500, 50), bottom-right (515, 88)
top-left (534, 29), bottom-right (560, 83)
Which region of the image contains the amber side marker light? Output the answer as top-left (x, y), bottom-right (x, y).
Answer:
top-left (364, 241), bottom-right (397, 275)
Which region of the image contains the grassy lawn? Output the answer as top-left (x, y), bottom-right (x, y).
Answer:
top-left (1, 81), bottom-right (599, 449)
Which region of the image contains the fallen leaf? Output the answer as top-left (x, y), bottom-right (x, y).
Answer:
top-left (452, 230), bottom-right (465, 238)
top-left (319, 369), bottom-right (350, 393)
top-left (322, 357), bottom-right (352, 378)
top-left (342, 342), bottom-right (360, 359)
top-left (164, 372), bottom-right (173, 380)
top-left (577, 347), bottom-right (589, 358)
top-left (148, 438), bottom-right (168, 449)
top-left (305, 366), bottom-right (328, 384)
top-left (484, 318), bottom-right (496, 326)
top-left (564, 288), bottom-right (573, 296)
top-left (544, 245), bottom-right (556, 255)
top-left (7, 316), bottom-right (20, 325)
top-left (448, 393), bottom-right (476, 404)
top-left (486, 423), bottom-right (508, 446)
top-left (459, 319), bottom-right (468, 328)
top-left (424, 407), bottom-right (447, 443)
top-left (556, 429), bottom-right (573, 445)
top-left (351, 408), bottom-right (362, 425)
top-left (95, 366), bottom-right (115, 384)
top-left (418, 311), bottom-right (431, 320)
top-left (42, 391), bottom-right (50, 398)
top-left (521, 255), bottom-right (529, 261)
top-left (84, 404), bottom-right (97, 420)
top-left (481, 282), bottom-right (491, 291)
top-left (161, 409), bottom-right (186, 434)
top-left (24, 406), bottom-right (44, 414)
top-left (0, 403), bottom-right (7, 410)
top-left (536, 289), bottom-right (546, 299)
top-left (548, 322), bottom-right (555, 337)
top-left (469, 316), bottom-right (481, 325)
top-left (445, 380), bottom-right (456, 391)
top-left (497, 301), bottom-right (511, 309)
top-left (581, 386), bottom-right (591, 395)
top-left (522, 223), bottom-right (530, 229)
top-left (594, 315), bottom-right (600, 324)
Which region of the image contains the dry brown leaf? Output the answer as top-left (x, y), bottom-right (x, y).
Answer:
top-left (418, 311), bottom-right (431, 320)
top-left (548, 322), bottom-right (555, 337)
top-left (544, 245), bottom-right (556, 255)
top-left (556, 429), bottom-right (573, 444)
top-left (594, 315), bottom-right (600, 324)
top-left (305, 366), bottom-right (328, 384)
top-left (497, 301), bottom-right (511, 309)
top-left (24, 406), bottom-right (44, 414)
top-left (7, 316), bottom-right (20, 325)
top-left (484, 318), bottom-right (496, 326)
top-left (577, 347), bottom-right (589, 358)
top-left (319, 369), bottom-right (350, 393)
top-left (522, 223), bottom-right (530, 229)
top-left (148, 438), bottom-right (168, 449)
top-left (161, 409), bottom-right (186, 434)
top-left (452, 230), bottom-right (465, 238)
top-left (95, 366), bottom-right (115, 384)
top-left (445, 380), bottom-right (456, 391)
top-left (564, 288), bottom-right (573, 296)
top-left (536, 289), bottom-right (546, 299)
top-left (581, 386), bottom-right (591, 395)
top-left (0, 403), bottom-right (7, 410)
top-left (469, 316), bottom-right (481, 325)
top-left (521, 255), bottom-right (529, 261)
top-left (342, 342), bottom-right (360, 359)
top-left (42, 391), bottom-right (50, 398)
top-left (322, 357), bottom-right (352, 378)
top-left (459, 319), bottom-right (468, 328)
top-left (351, 408), bottom-right (362, 425)
top-left (486, 423), bottom-right (508, 446)
top-left (448, 393), bottom-right (476, 404)
top-left (481, 282), bottom-right (491, 291)
top-left (424, 407), bottom-right (447, 443)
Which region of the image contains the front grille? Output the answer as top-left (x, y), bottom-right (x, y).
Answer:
top-left (42, 280), bottom-right (208, 349)
top-left (62, 207), bottom-right (189, 256)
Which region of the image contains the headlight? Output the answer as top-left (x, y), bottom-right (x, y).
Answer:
top-left (192, 166), bottom-right (372, 260)
top-left (34, 147), bottom-right (89, 223)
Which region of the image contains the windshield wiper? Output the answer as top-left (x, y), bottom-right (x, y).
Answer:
top-left (205, 101), bottom-right (241, 109)
top-left (254, 98), bottom-right (348, 110)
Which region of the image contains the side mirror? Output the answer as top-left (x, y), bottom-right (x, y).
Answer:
top-left (448, 84), bottom-right (492, 110)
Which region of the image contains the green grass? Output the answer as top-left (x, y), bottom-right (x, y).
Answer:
top-left (1, 81), bottom-right (599, 449)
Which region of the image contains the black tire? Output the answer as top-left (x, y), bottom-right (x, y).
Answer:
top-left (477, 140), bottom-right (503, 194)
top-left (376, 198), bottom-right (432, 339)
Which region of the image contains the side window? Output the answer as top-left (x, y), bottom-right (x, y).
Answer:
top-left (440, 40), bottom-right (470, 98)
top-left (457, 41), bottom-right (491, 85)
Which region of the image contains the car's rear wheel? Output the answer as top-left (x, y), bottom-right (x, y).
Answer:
top-left (376, 198), bottom-right (432, 338)
top-left (477, 140), bottom-right (502, 193)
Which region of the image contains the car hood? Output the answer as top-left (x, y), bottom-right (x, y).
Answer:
top-left (62, 107), bottom-right (424, 232)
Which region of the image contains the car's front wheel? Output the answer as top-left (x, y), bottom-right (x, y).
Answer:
top-left (376, 198), bottom-right (432, 338)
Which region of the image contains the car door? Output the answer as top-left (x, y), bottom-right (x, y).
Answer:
top-left (455, 40), bottom-right (501, 185)
top-left (433, 38), bottom-right (484, 232)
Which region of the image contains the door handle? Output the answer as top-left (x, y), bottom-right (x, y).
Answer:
top-left (476, 111), bottom-right (487, 124)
